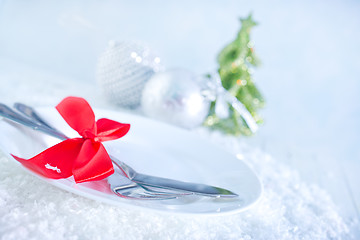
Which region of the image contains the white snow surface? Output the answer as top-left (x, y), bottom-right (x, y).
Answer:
top-left (0, 132), bottom-right (350, 240)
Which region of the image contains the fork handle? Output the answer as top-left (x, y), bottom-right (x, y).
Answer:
top-left (0, 104), bottom-right (68, 140)
top-left (14, 103), bottom-right (58, 131)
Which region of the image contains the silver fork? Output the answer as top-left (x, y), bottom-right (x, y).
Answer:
top-left (0, 103), bottom-right (190, 200)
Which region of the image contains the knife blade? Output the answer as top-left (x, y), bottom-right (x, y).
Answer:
top-left (131, 173), bottom-right (238, 198)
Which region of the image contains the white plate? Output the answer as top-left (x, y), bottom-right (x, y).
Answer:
top-left (0, 107), bottom-right (262, 215)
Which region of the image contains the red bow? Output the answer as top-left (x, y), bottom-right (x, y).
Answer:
top-left (12, 97), bottom-right (130, 183)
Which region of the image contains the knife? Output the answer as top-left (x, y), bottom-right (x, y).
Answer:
top-left (132, 174), bottom-right (237, 198)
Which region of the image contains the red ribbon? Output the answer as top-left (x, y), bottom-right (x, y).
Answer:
top-left (12, 97), bottom-right (130, 183)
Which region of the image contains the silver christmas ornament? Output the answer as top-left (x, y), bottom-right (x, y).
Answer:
top-left (96, 41), bottom-right (163, 108)
top-left (141, 69), bottom-right (211, 129)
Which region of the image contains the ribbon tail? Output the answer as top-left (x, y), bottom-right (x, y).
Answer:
top-left (72, 139), bottom-right (114, 183)
top-left (12, 139), bottom-right (84, 179)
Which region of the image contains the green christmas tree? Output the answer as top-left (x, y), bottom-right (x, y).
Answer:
top-left (204, 14), bottom-right (265, 136)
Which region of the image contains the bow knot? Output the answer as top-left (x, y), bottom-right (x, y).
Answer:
top-left (81, 131), bottom-right (96, 140)
top-left (12, 97), bottom-right (130, 183)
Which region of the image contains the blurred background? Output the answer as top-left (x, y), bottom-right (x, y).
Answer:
top-left (0, 0), bottom-right (359, 236)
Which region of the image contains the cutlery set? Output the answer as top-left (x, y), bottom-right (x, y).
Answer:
top-left (0, 102), bottom-right (238, 201)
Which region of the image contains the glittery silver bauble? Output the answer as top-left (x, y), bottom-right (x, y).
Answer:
top-left (141, 69), bottom-right (211, 129)
top-left (96, 41), bottom-right (163, 108)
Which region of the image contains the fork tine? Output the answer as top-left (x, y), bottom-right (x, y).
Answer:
top-left (113, 186), bottom-right (178, 200)
top-left (109, 169), bottom-right (187, 199)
